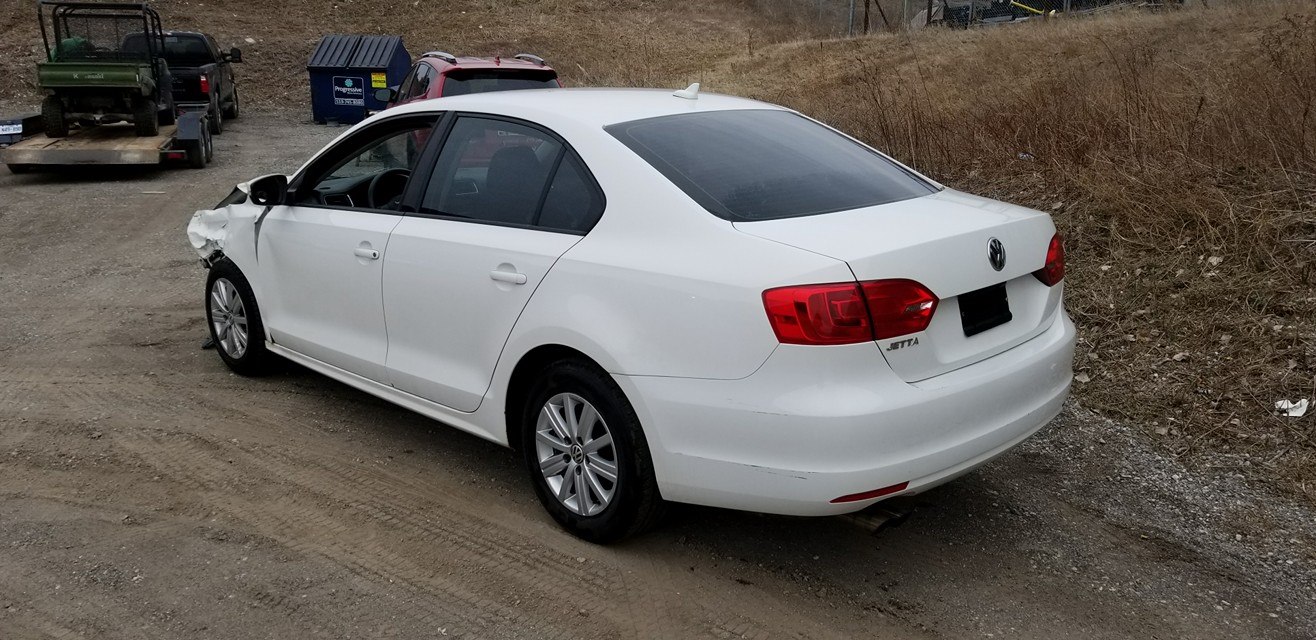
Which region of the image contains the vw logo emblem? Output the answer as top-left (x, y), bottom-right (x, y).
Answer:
top-left (987, 238), bottom-right (1006, 271)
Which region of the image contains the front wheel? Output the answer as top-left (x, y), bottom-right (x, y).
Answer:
top-left (205, 259), bottom-right (276, 376)
top-left (521, 360), bottom-right (666, 543)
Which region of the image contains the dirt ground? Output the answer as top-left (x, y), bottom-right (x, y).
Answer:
top-left (1, 114), bottom-right (1313, 639)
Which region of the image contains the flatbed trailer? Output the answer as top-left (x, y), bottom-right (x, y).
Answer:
top-left (1, 109), bottom-right (212, 173)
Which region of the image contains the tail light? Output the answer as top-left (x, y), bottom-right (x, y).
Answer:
top-left (763, 279), bottom-right (938, 345)
top-left (1034, 233), bottom-right (1065, 286)
top-left (199, 74), bottom-right (211, 95)
top-left (861, 279), bottom-right (938, 340)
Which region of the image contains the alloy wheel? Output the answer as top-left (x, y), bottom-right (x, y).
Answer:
top-left (535, 392), bottom-right (619, 516)
top-left (209, 278), bottom-right (249, 358)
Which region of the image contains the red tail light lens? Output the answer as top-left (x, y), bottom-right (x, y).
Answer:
top-left (763, 279), bottom-right (938, 345)
top-left (763, 283), bottom-right (873, 345)
top-left (1034, 233), bottom-right (1066, 286)
top-left (199, 74), bottom-right (211, 95)
top-left (861, 279), bottom-right (938, 340)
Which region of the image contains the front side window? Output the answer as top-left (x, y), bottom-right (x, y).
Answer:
top-left (605, 110), bottom-right (936, 222)
top-left (408, 64), bottom-right (434, 100)
top-left (395, 63), bottom-right (420, 99)
top-left (420, 116), bottom-right (602, 232)
top-left (296, 116), bottom-right (437, 210)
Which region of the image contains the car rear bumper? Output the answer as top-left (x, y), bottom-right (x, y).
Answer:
top-left (614, 309), bottom-right (1076, 516)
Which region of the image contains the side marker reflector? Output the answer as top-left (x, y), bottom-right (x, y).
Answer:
top-left (830, 481), bottom-right (910, 504)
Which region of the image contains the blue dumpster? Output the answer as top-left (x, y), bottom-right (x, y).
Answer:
top-left (308, 35), bottom-right (411, 125)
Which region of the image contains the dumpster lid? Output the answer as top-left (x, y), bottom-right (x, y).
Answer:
top-left (309, 34), bottom-right (357, 69)
top-left (348, 35), bottom-right (404, 68)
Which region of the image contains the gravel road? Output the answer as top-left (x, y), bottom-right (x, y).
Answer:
top-left (1, 114), bottom-right (1312, 639)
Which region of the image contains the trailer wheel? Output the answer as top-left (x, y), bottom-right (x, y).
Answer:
top-left (187, 126), bottom-right (213, 169)
top-left (134, 98), bottom-right (160, 137)
top-left (42, 96), bottom-right (69, 138)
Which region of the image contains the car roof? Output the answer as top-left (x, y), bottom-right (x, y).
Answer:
top-left (383, 87), bottom-right (786, 129)
top-left (425, 56), bottom-right (555, 73)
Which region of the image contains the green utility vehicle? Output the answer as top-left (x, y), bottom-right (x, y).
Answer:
top-left (37, 1), bottom-right (176, 137)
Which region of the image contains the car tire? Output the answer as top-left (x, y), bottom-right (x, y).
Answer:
top-left (133, 98), bottom-right (160, 137)
top-left (41, 96), bottom-right (69, 138)
top-left (223, 87), bottom-right (240, 120)
top-left (521, 359), bottom-right (666, 543)
top-left (205, 259), bottom-right (277, 376)
top-left (208, 100), bottom-right (224, 135)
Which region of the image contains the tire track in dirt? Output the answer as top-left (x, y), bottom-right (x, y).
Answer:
top-left (176, 390), bottom-right (845, 638)
top-left (118, 431), bottom-right (582, 638)
top-left (117, 418), bottom-right (855, 639)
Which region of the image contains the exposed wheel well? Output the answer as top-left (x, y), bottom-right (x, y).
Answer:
top-left (503, 344), bottom-right (603, 451)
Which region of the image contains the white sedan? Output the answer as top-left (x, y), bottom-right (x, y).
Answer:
top-left (187, 86), bottom-right (1075, 542)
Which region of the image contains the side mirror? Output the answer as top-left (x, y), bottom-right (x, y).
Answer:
top-left (248, 174), bottom-right (288, 207)
top-left (228, 47), bottom-right (243, 63)
top-left (374, 87), bottom-right (397, 103)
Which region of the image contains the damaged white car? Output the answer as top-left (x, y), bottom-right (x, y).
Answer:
top-left (187, 87), bottom-right (1075, 542)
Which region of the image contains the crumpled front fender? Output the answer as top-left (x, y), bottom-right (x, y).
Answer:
top-left (187, 206), bottom-right (231, 260)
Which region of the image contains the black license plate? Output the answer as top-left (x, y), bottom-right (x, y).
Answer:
top-left (959, 283), bottom-right (1012, 337)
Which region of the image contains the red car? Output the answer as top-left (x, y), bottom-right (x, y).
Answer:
top-left (375, 52), bottom-right (561, 109)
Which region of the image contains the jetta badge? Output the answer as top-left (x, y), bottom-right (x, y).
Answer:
top-left (987, 237), bottom-right (1006, 271)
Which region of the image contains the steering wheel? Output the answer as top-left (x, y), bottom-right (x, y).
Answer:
top-left (367, 168), bottom-right (411, 210)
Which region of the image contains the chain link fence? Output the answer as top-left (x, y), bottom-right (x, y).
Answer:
top-left (751, 0), bottom-right (1140, 35)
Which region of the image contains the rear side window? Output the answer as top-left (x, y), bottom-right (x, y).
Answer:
top-left (441, 70), bottom-right (559, 97)
top-left (420, 116), bottom-right (604, 233)
top-left (605, 110), bottom-right (936, 222)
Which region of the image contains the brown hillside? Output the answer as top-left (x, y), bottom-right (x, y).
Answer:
top-left (0, 0), bottom-right (792, 111)
top-left (706, 2), bottom-right (1316, 499)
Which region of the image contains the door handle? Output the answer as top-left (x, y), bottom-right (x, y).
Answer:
top-left (354, 247), bottom-right (380, 260)
top-left (489, 270), bottom-right (527, 285)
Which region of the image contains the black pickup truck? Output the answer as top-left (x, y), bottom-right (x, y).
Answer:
top-left (126, 31), bottom-right (242, 134)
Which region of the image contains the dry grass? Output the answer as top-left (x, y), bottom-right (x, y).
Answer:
top-left (0, 0), bottom-right (797, 111)
top-left (0, 0), bottom-right (1311, 500)
top-left (707, 1), bottom-right (1316, 500)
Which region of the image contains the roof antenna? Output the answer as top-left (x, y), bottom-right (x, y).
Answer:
top-left (673, 83), bottom-right (700, 100)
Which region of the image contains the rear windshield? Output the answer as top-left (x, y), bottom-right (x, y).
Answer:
top-left (605, 110), bottom-right (936, 221)
top-left (441, 70), bottom-right (558, 97)
top-left (122, 33), bottom-right (215, 65)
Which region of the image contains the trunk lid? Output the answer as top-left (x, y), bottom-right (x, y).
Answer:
top-left (735, 189), bottom-right (1064, 382)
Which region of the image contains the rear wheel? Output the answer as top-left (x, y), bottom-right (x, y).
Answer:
top-left (41, 96), bottom-right (68, 138)
top-left (222, 86), bottom-right (240, 120)
top-left (208, 99), bottom-right (224, 135)
top-left (521, 359), bottom-right (666, 543)
top-left (205, 259), bottom-right (276, 376)
top-left (133, 98), bottom-right (159, 136)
